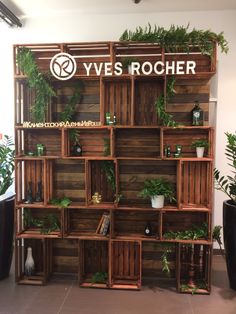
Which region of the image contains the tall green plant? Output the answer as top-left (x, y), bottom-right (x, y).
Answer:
top-left (120, 24), bottom-right (229, 56)
top-left (16, 47), bottom-right (56, 122)
top-left (0, 135), bottom-right (15, 195)
top-left (214, 132), bottom-right (236, 204)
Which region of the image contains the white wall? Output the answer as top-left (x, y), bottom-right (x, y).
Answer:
top-left (1, 9), bottom-right (236, 234)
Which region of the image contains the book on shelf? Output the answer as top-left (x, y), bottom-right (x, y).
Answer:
top-left (96, 213), bottom-right (110, 235)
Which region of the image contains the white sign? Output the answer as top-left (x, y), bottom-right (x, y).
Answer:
top-left (50, 53), bottom-right (196, 80)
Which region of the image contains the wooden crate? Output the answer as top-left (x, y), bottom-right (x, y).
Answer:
top-left (176, 243), bottom-right (212, 294)
top-left (79, 240), bottom-right (109, 288)
top-left (110, 240), bottom-right (142, 290)
top-left (15, 238), bottom-right (52, 285)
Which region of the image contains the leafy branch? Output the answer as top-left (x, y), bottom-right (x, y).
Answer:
top-left (155, 77), bottom-right (178, 127)
top-left (24, 209), bottom-right (60, 234)
top-left (0, 135), bottom-right (15, 195)
top-left (163, 223), bottom-right (208, 240)
top-left (50, 197), bottom-right (72, 208)
top-left (16, 47), bottom-right (56, 122)
top-left (120, 23), bottom-right (229, 56)
top-left (101, 161), bottom-right (116, 193)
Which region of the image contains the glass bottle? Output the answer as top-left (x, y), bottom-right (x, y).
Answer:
top-left (144, 222), bottom-right (152, 236)
top-left (72, 141), bottom-right (82, 156)
top-left (192, 101), bottom-right (204, 126)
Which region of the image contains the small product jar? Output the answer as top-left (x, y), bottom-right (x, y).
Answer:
top-left (36, 144), bottom-right (45, 156)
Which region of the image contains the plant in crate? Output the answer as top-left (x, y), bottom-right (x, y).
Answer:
top-left (214, 132), bottom-right (236, 290)
top-left (138, 177), bottom-right (175, 208)
top-left (191, 139), bottom-right (209, 158)
top-left (0, 135), bottom-right (15, 279)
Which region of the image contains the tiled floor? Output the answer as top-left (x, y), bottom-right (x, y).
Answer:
top-left (0, 256), bottom-right (236, 314)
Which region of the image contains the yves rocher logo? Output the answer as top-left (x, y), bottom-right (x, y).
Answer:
top-left (50, 52), bottom-right (77, 80)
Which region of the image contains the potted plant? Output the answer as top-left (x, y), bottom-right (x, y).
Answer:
top-left (191, 139), bottom-right (209, 158)
top-left (214, 132), bottom-right (236, 290)
top-left (138, 177), bottom-right (175, 208)
top-left (0, 135), bottom-right (15, 279)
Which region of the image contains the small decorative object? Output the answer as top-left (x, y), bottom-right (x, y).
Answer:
top-left (91, 192), bottom-right (102, 204)
top-left (191, 139), bottom-right (209, 158)
top-left (105, 112), bottom-right (111, 125)
top-left (164, 145), bottom-right (171, 157)
top-left (144, 222), bottom-right (152, 236)
top-left (35, 181), bottom-right (43, 202)
top-left (174, 145), bottom-right (182, 157)
top-left (25, 182), bottom-right (33, 204)
top-left (26, 151), bottom-right (34, 156)
top-left (113, 114), bottom-right (117, 125)
top-left (72, 141), bottom-right (82, 156)
top-left (36, 143), bottom-right (45, 156)
top-left (192, 101), bottom-right (204, 126)
top-left (25, 247), bottom-right (35, 276)
top-left (187, 245), bottom-right (196, 289)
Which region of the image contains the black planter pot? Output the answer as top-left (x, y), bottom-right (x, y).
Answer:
top-left (223, 199), bottom-right (236, 290)
top-left (0, 192), bottom-right (15, 280)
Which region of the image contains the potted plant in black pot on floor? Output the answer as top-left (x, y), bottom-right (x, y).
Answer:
top-left (214, 132), bottom-right (236, 290)
top-left (0, 134), bottom-right (15, 279)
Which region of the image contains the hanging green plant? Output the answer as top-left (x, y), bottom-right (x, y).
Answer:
top-left (119, 24), bottom-right (229, 56)
top-left (16, 47), bottom-right (56, 122)
top-left (155, 77), bottom-right (178, 127)
top-left (101, 161), bottom-right (116, 192)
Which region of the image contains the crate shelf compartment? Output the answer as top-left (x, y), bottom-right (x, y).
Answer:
top-left (15, 128), bottom-right (62, 157)
top-left (110, 240), bottom-right (141, 290)
top-left (118, 159), bottom-right (177, 207)
top-left (102, 78), bottom-right (132, 126)
top-left (162, 211), bottom-right (210, 241)
top-left (115, 127), bottom-right (161, 158)
top-left (52, 159), bottom-right (86, 203)
top-left (52, 79), bottom-right (100, 122)
top-left (15, 159), bottom-right (45, 205)
top-left (63, 128), bottom-right (111, 158)
top-left (87, 160), bottom-right (116, 205)
top-left (16, 207), bottom-right (62, 238)
top-left (142, 241), bottom-right (176, 287)
top-left (79, 240), bottom-right (109, 288)
top-left (134, 77), bottom-right (164, 126)
top-left (180, 160), bottom-right (213, 208)
top-left (113, 210), bottom-right (160, 240)
top-left (176, 243), bottom-right (211, 294)
top-left (64, 208), bottom-right (111, 238)
top-left (162, 127), bottom-right (212, 158)
top-left (15, 238), bottom-right (52, 285)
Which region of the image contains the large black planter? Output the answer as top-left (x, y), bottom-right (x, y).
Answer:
top-left (223, 199), bottom-right (236, 290)
top-left (0, 192), bottom-right (15, 280)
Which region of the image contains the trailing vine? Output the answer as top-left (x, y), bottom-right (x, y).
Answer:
top-left (16, 47), bottom-right (56, 122)
top-left (163, 223), bottom-right (208, 241)
top-left (155, 76), bottom-right (178, 127)
top-left (101, 161), bottom-right (116, 193)
top-left (119, 24), bottom-right (229, 56)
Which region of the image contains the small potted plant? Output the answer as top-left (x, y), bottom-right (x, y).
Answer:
top-left (138, 177), bottom-right (175, 208)
top-left (0, 134), bottom-right (15, 279)
top-left (191, 139), bottom-right (209, 158)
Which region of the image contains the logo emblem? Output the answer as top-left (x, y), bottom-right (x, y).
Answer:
top-left (50, 52), bottom-right (77, 80)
